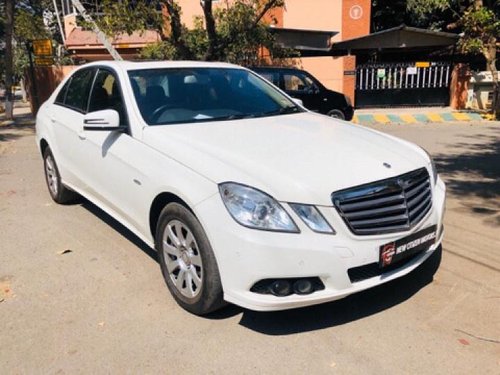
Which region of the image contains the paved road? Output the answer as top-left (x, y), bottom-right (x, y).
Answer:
top-left (1, 118), bottom-right (499, 374)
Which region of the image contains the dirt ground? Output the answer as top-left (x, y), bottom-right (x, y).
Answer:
top-left (1, 114), bottom-right (499, 374)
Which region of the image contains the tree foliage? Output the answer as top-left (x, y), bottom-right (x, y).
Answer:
top-left (406, 0), bottom-right (500, 117)
top-left (94, 0), bottom-right (291, 66)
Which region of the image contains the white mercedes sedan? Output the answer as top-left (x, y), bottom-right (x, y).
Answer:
top-left (36, 61), bottom-right (446, 315)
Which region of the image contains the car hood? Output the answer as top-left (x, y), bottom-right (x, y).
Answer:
top-left (143, 112), bottom-right (429, 206)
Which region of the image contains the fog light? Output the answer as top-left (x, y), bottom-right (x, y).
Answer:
top-left (270, 280), bottom-right (292, 296)
top-left (293, 279), bottom-right (313, 295)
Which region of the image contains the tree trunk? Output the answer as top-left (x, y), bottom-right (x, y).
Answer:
top-left (4, 0), bottom-right (15, 120)
top-left (162, 0), bottom-right (191, 58)
top-left (484, 38), bottom-right (499, 118)
top-left (201, 0), bottom-right (218, 61)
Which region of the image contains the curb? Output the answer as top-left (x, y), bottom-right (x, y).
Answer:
top-left (352, 112), bottom-right (485, 125)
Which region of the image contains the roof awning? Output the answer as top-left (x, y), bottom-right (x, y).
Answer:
top-left (65, 28), bottom-right (161, 60)
top-left (330, 25), bottom-right (459, 56)
top-left (269, 27), bottom-right (338, 56)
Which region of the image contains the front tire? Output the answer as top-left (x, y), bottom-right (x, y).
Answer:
top-left (43, 147), bottom-right (78, 204)
top-left (156, 203), bottom-right (225, 315)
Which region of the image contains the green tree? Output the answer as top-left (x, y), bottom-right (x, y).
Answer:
top-left (407, 0), bottom-right (500, 118)
top-left (94, 0), bottom-right (289, 66)
top-left (3, 0), bottom-right (15, 120)
top-left (1, 0), bottom-right (67, 117)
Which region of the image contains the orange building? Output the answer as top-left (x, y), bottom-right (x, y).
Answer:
top-left (175, 0), bottom-right (371, 102)
top-left (60, 1), bottom-right (371, 102)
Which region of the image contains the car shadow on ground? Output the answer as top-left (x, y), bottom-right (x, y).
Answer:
top-left (434, 129), bottom-right (500, 226)
top-left (210, 248), bottom-right (442, 335)
top-left (79, 196), bottom-right (442, 335)
top-left (81, 200), bottom-right (158, 263)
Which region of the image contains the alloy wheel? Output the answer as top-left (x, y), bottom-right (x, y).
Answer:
top-left (45, 154), bottom-right (59, 197)
top-left (162, 219), bottom-right (203, 298)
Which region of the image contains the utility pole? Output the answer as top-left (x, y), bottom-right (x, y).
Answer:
top-left (4, 0), bottom-right (15, 120)
top-left (70, 0), bottom-right (123, 61)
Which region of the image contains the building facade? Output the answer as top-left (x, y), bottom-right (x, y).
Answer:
top-left (175, 0), bottom-right (371, 100)
top-left (59, 0), bottom-right (371, 102)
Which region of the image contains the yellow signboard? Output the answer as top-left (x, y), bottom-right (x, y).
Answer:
top-left (33, 39), bottom-right (53, 57)
top-left (415, 62), bottom-right (430, 68)
top-left (34, 57), bottom-right (55, 66)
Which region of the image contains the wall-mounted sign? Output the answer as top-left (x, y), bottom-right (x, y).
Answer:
top-left (416, 62), bottom-right (430, 68)
top-left (406, 67), bottom-right (417, 75)
top-left (32, 39), bottom-right (53, 57)
top-left (344, 70), bottom-right (356, 76)
top-left (349, 5), bottom-right (363, 20)
top-left (377, 68), bottom-right (386, 78)
top-left (34, 57), bottom-right (55, 66)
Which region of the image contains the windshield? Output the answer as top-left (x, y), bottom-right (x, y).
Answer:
top-left (128, 68), bottom-right (303, 125)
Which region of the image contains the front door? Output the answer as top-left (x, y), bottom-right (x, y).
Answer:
top-left (80, 68), bottom-right (148, 230)
top-left (282, 71), bottom-right (321, 111)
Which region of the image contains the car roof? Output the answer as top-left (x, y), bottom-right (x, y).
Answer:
top-left (78, 60), bottom-right (244, 72)
top-left (252, 66), bottom-right (302, 72)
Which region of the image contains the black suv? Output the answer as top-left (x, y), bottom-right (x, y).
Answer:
top-left (251, 67), bottom-right (354, 121)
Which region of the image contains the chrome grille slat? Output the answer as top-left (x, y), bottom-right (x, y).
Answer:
top-left (409, 198), bottom-right (432, 224)
top-left (407, 187), bottom-right (431, 209)
top-left (332, 168), bottom-right (433, 235)
top-left (343, 203), bottom-right (408, 220)
top-left (339, 193), bottom-right (405, 212)
top-left (351, 214), bottom-right (409, 228)
top-left (354, 224), bottom-right (411, 235)
top-left (405, 180), bottom-right (429, 199)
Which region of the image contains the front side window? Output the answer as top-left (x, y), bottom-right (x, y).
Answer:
top-left (283, 73), bottom-right (318, 93)
top-left (128, 68), bottom-right (302, 126)
top-left (64, 68), bottom-right (95, 112)
top-left (88, 69), bottom-right (128, 125)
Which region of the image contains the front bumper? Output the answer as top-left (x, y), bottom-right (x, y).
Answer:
top-left (343, 105), bottom-right (355, 121)
top-left (195, 176), bottom-right (446, 311)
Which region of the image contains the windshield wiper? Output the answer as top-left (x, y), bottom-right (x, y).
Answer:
top-left (259, 105), bottom-right (301, 117)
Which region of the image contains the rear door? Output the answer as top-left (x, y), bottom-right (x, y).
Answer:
top-left (50, 67), bottom-right (96, 189)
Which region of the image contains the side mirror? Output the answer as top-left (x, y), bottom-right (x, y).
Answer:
top-left (83, 109), bottom-right (124, 131)
top-left (292, 98), bottom-right (304, 106)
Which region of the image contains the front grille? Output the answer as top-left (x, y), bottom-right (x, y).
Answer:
top-left (332, 168), bottom-right (432, 235)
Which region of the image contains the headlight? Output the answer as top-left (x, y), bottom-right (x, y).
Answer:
top-left (289, 203), bottom-right (335, 234)
top-left (421, 147), bottom-right (438, 184)
top-left (219, 182), bottom-right (299, 233)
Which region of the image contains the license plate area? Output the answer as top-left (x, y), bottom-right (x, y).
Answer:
top-left (379, 225), bottom-right (437, 268)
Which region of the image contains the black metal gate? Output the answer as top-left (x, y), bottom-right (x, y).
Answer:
top-left (355, 62), bottom-right (452, 108)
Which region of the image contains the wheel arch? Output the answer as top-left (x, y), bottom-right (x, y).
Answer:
top-left (40, 138), bottom-right (49, 156)
top-left (149, 192), bottom-right (194, 241)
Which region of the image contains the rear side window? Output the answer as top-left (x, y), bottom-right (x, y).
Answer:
top-left (55, 79), bottom-right (71, 105)
top-left (258, 71), bottom-right (279, 85)
top-left (63, 68), bottom-right (95, 112)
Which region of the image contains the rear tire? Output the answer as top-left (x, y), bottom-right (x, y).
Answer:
top-left (156, 203), bottom-right (225, 315)
top-left (327, 109), bottom-right (345, 120)
top-left (43, 147), bottom-right (78, 204)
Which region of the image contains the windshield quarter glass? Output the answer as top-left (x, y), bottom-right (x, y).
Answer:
top-left (128, 68), bottom-right (302, 126)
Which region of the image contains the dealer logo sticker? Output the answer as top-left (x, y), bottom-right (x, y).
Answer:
top-left (381, 242), bottom-right (396, 266)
